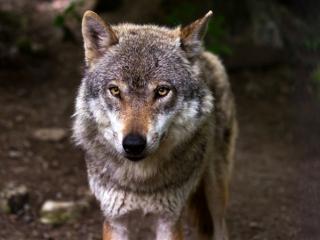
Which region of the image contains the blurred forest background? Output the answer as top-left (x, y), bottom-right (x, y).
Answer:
top-left (0, 0), bottom-right (319, 239)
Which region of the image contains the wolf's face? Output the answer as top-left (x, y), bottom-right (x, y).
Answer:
top-left (76, 11), bottom-right (213, 161)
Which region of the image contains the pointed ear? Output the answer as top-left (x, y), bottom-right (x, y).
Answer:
top-left (82, 10), bottom-right (118, 67)
top-left (180, 11), bottom-right (213, 58)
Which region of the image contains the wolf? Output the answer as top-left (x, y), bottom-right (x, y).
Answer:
top-left (72, 10), bottom-right (237, 240)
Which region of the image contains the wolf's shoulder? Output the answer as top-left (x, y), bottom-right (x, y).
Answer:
top-left (198, 51), bottom-right (236, 142)
top-left (198, 51), bottom-right (229, 94)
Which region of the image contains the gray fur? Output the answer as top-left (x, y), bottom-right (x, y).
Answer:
top-left (73, 10), bottom-right (237, 240)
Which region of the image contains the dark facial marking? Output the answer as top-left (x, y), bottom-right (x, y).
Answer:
top-left (85, 78), bottom-right (99, 99)
top-left (196, 96), bottom-right (204, 118)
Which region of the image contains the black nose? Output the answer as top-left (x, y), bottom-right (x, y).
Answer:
top-left (122, 133), bottom-right (146, 157)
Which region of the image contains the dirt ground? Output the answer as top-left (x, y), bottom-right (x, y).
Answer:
top-left (0, 2), bottom-right (320, 239)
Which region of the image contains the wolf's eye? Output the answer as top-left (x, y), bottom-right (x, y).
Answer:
top-left (109, 86), bottom-right (120, 97)
top-left (156, 86), bottom-right (170, 98)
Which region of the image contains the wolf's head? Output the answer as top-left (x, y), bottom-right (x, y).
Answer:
top-left (74, 11), bottom-right (214, 162)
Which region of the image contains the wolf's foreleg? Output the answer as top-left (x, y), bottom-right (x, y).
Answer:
top-left (204, 166), bottom-right (229, 240)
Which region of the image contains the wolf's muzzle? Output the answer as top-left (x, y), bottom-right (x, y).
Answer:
top-left (122, 133), bottom-right (146, 161)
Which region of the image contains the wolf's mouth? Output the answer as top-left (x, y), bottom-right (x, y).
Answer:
top-left (125, 155), bottom-right (146, 162)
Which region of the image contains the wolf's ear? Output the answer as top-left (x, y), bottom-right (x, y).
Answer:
top-left (82, 10), bottom-right (118, 67)
top-left (180, 11), bottom-right (212, 58)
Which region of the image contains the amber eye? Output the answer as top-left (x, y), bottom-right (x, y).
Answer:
top-left (156, 86), bottom-right (170, 98)
top-left (109, 86), bottom-right (120, 97)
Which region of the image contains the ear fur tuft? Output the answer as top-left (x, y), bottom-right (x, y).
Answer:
top-left (180, 11), bottom-right (213, 58)
top-left (82, 10), bottom-right (118, 67)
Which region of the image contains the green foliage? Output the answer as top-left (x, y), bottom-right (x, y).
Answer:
top-left (53, 0), bottom-right (83, 27)
top-left (0, 11), bottom-right (21, 29)
top-left (165, 2), bottom-right (232, 56)
top-left (16, 37), bottom-right (32, 54)
top-left (165, 2), bottom-right (198, 25)
top-left (53, 0), bottom-right (84, 41)
top-left (304, 38), bottom-right (320, 52)
top-left (206, 16), bottom-right (232, 56)
top-left (312, 66), bottom-right (320, 99)
top-left (0, 11), bottom-right (46, 57)
top-left (313, 68), bottom-right (320, 81)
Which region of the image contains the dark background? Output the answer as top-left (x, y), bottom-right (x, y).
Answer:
top-left (0, 0), bottom-right (319, 239)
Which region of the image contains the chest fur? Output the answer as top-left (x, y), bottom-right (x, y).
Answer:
top-left (89, 165), bottom-right (202, 219)
top-left (86, 122), bottom-right (212, 219)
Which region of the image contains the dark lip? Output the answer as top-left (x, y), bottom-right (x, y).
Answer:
top-left (125, 155), bottom-right (146, 162)
top-left (160, 132), bottom-right (167, 141)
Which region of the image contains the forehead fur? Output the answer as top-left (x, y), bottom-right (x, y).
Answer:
top-left (89, 24), bottom-right (195, 89)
